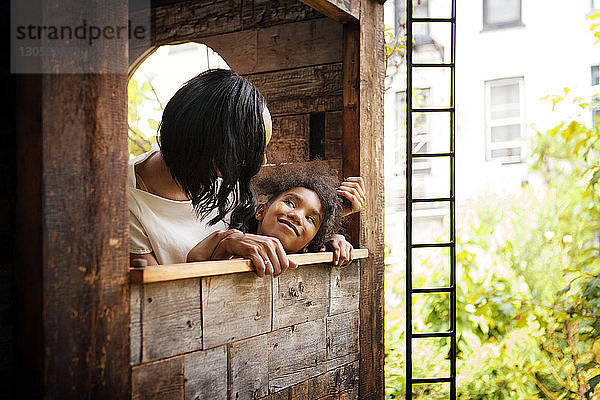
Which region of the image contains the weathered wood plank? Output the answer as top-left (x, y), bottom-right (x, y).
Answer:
top-left (229, 334), bottom-right (269, 399)
top-left (342, 24), bottom-right (360, 247)
top-left (326, 310), bottom-right (359, 371)
top-left (153, 0), bottom-right (243, 45)
top-left (325, 111), bottom-right (344, 161)
top-left (299, 0), bottom-right (360, 23)
top-left (242, 0), bottom-right (324, 29)
top-left (130, 250), bottom-right (368, 283)
top-left (132, 357), bottom-right (184, 400)
top-left (268, 319), bottom-right (327, 392)
top-left (202, 18), bottom-right (342, 75)
top-left (142, 279), bottom-right (202, 362)
top-left (131, 283), bottom-right (142, 366)
top-left (184, 346), bottom-right (227, 400)
top-left (38, 10), bottom-right (131, 394)
top-left (274, 265), bottom-right (330, 329)
top-left (356, 1), bottom-right (386, 398)
top-left (308, 361), bottom-right (359, 399)
top-left (329, 262), bottom-right (360, 315)
top-left (245, 63), bottom-right (343, 117)
top-left (202, 272), bottom-right (272, 349)
top-left (267, 114), bottom-right (310, 165)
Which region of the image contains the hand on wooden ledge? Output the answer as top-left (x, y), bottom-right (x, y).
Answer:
top-left (186, 229), bottom-right (241, 263)
top-left (324, 234), bottom-right (354, 267)
top-left (210, 231), bottom-right (298, 278)
top-left (337, 176), bottom-right (366, 217)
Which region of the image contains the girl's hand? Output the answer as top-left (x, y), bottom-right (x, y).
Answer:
top-left (326, 234), bottom-right (354, 267)
top-left (337, 177), bottom-right (366, 217)
top-left (211, 231), bottom-right (297, 278)
top-left (186, 229), bottom-right (240, 262)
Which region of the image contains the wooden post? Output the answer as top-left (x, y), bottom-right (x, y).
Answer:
top-left (14, 1), bottom-right (131, 396)
top-left (341, 1), bottom-right (386, 399)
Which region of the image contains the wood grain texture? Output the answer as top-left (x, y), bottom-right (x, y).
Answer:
top-left (130, 250), bottom-right (368, 283)
top-left (132, 357), bottom-right (184, 400)
top-left (268, 319), bottom-right (327, 393)
top-left (202, 272), bottom-right (272, 349)
top-left (184, 346), bottom-right (227, 400)
top-left (299, 0), bottom-right (360, 23)
top-left (202, 18), bottom-right (342, 75)
top-left (268, 114), bottom-right (310, 165)
top-left (329, 262), bottom-right (360, 315)
top-left (308, 361), bottom-right (359, 399)
top-left (142, 279), bottom-right (202, 362)
top-left (228, 334), bottom-right (269, 399)
top-left (274, 264), bottom-right (330, 329)
top-left (153, 0), bottom-right (243, 45)
top-left (326, 310), bottom-right (359, 371)
top-left (324, 111), bottom-right (344, 161)
top-left (40, 15), bottom-right (130, 395)
top-left (244, 63), bottom-right (343, 117)
top-left (356, 1), bottom-right (386, 398)
top-left (131, 283), bottom-right (142, 366)
top-left (241, 0), bottom-right (324, 30)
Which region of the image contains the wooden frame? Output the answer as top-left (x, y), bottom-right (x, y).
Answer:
top-left (8, 0), bottom-right (384, 398)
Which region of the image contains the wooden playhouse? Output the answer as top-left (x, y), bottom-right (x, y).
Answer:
top-left (4, 0), bottom-right (385, 398)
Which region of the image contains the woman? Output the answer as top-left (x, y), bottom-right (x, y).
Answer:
top-left (129, 69), bottom-right (365, 276)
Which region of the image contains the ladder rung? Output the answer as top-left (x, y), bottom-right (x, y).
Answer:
top-left (412, 377), bottom-right (453, 384)
top-left (411, 242), bottom-right (454, 248)
top-left (411, 152), bottom-right (454, 158)
top-left (411, 108), bottom-right (454, 113)
top-left (412, 63), bottom-right (454, 68)
top-left (412, 331), bottom-right (453, 338)
top-left (412, 197), bottom-right (453, 203)
top-left (411, 287), bottom-right (454, 293)
top-left (411, 17), bottom-right (455, 23)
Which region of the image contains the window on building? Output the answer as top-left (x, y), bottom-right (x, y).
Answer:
top-left (592, 65), bottom-right (599, 86)
top-left (592, 65), bottom-right (600, 127)
top-left (483, 0), bottom-right (522, 30)
top-left (394, 0), bottom-right (431, 45)
top-left (397, 89), bottom-right (432, 174)
top-left (485, 77), bottom-right (525, 163)
top-left (592, 0), bottom-right (600, 11)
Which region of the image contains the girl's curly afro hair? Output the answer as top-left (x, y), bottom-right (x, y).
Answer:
top-left (246, 163), bottom-right (343, 252)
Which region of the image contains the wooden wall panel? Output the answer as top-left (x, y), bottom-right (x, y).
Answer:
top-left (229, 334), bottom-right (270, 399)
top-left (268, 318), bottom-right (327, 392)
top-left (202, 18), bottom-right (342, 75)
top-left (268, 114), bottom-right (310, 165)
top-left (325, 110), bottom-right (344, 161)
top-left (202, 272), bottom-right (272, 348)
top-left (142, 279), bottom-right (202, 362)
top-left (184, 346), bottom-right (228, 400)
top-left (132, 357), bottom-right (184, 400)
top-left (299, 0), bottom-right (360, 23)
top-left (326, 310), bottom-right (360, 371)
top-left (245, 63), bottom-right (343, 117)
top-left (131, 283), bottom-right (142, 366)
top-left (274, 265), bottom-right (330, 328)
top-left (329, 263), bottom-right (360, 315)
top-left (241, 0), bottom-right (323, 29)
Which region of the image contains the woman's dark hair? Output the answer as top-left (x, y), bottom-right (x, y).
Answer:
top-left (159, 68), bottom-right (266, 226)
top-left (247, 164), bottom-right (343, 252)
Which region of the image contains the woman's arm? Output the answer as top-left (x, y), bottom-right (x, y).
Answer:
top-left (186, 229), bottom-right (241, 262)
top-left (130, 252), bottom-right (159, 266)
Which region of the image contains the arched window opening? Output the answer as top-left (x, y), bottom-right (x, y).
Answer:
top-left (128, 43), bottom-right (229, 157)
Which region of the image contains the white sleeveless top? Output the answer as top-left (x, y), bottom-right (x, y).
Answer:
top-left (128, 147), bottom-right (229, 265)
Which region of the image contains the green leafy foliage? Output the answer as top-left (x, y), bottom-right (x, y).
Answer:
top-left (385, 71), bottom-right (600, 400)
top-left (128, 76), bottom-right (162, 157)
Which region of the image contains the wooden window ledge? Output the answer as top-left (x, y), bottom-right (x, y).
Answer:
top-left (130, 249), bottom-right (368, 284)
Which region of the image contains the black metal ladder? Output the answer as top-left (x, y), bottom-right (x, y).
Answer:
top-left (405, 0), bottom-right (457, 398)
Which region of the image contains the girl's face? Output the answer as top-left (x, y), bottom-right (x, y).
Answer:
top-left (256, 187), bottom-right (323, 253)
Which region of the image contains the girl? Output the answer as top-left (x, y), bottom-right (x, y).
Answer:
top-left (186, 165), bottom-right (356, 277)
